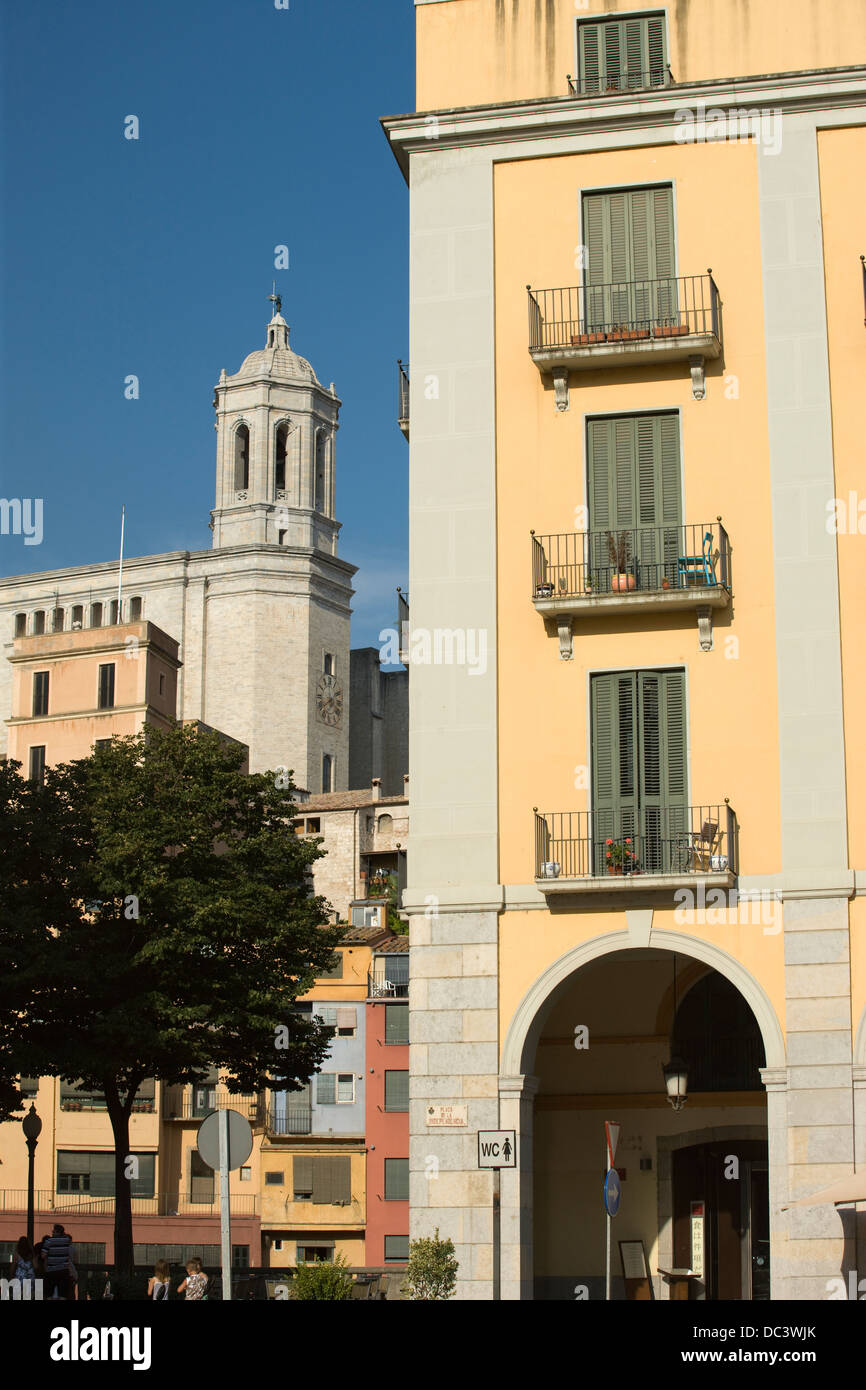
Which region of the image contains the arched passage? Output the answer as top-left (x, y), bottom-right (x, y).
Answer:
top-left (499, 931), bottom-right (785, 1301)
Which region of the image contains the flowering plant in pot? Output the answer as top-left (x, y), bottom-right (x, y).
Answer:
top-left (605, 837), bottom-right (635, 873)
top-left (607, 531), bottom-right (636, 591)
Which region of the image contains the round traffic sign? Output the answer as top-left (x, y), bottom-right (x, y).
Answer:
top-left (197, 1109), bottom-right (253, 1171)
top-left (603, 1167), bottom-right (621, 1217)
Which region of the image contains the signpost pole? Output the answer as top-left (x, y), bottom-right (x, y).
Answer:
top-left (605, 1137), bottom-right (611, 1302)
top-left (219, 1108), bottom-right (232, 1302)
top-left (493, 1167), bottom-right (501, 1301)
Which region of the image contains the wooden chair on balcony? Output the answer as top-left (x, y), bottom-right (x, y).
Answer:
top-left (689, 820), bottom-right (719, 872)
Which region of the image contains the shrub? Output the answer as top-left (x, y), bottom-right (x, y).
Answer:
top-left (402, 1228), bottom-right (458, 1300)
top-left (291, 1253), bottom-right (353, 1301)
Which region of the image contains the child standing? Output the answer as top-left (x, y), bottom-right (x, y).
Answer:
top-left (177, 1257), bottom-right (208, 1301)
top-left (147, 1259), bottom-right (172, 1301)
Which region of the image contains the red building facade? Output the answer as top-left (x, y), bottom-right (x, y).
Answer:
top-left (365, 939), bottom-right (409, 1267)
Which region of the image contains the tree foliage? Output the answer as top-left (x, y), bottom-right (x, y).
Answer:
top-left (0, 724), bottom-right (344, 1271)
top-left (402, 1228), bottom-right (459, 1300)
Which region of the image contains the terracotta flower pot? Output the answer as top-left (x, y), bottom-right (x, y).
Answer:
top-left (607, 864), bottom-right (619, 875)
top-left (611, 573), bottom-right (637, 592)
top-left (571, 332), bottom-right (606, 345)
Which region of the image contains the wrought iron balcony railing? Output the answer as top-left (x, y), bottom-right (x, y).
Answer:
top-left (567, 67), bottom-right (674, 96)
top-left (368, 970), bottom-right (409, 999)
top-left (162, 1089), bottom-right (263, 1122)
top-left (535, 804), bottom-right (738, 883)
top-left (528, 273), bottom-right (719, 351)
top-left (0, 1189), bottom-right (258, 1216)
top-left (397, 360), bottom-right (409, 438)
top-left (264, 1107), bottom-right (313, 1136)
top-left (532, 521), bottom-right (731, 601)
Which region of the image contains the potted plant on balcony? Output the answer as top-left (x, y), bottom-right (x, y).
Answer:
top-left (604, 838), bottom-right (635, 874)
top-left (607, 531), bottom-right (636, 591)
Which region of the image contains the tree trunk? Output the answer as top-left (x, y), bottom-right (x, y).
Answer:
top-left (105, 1080), bottom-right (137, 1277)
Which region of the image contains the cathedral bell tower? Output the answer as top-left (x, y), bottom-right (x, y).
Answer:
top-left (211, 305), bottom-right (341, 553)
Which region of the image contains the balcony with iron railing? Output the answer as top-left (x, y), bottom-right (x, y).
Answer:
top-left (527, 274), bottom-right (721, 402)
top-left (367, 969), bottom-right (409, 999)
top-left (263, 1107), bottom-right (313, 1137)
top-left (531, 521), bottom-right (731, 651)
top-left (162, 1087), bottom-right (264, 1125)
top-left (0, 1189), bottom-right (258, 1217)
top-left (566, 67), bottom-right (674, 97)
top-left (397, 360), bottom-right (409, 439)
top-left (534, 803), bottom-right (738, 894)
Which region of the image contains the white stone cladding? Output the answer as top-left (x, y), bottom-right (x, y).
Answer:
top-left (0, 541), bottom-right (354, 782)
top-left (1, 314), bottom-right (357, 784)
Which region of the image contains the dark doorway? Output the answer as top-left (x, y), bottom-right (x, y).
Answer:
top-left (673, 1140), bottom-right (769, 1299)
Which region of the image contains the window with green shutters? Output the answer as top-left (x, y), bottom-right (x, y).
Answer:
top-left (591, 669), bottom-right (687, 874)
top-left (583, 186), bottom-right (676, 331)
top-left (577, 13), bottom-right (668, 94)
top-left (384, 1070), bottom-right (409, 1112)
top-left (384, 1235), bottom-right (410, 1263)
top-left (57, 1151), bottom-right (155, 1199)
top-left (385, 1003), bottom-right (409, 1045)
top-left (312, 1155), bottom-right (351, 1205)
top-left (385, 1158), bottom-right (409, 1201)
top-left (587, 413), bottom-right (681, 590)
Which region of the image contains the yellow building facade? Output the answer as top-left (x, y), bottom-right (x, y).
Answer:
top-left (385, 0), bottom-right (866, 1299)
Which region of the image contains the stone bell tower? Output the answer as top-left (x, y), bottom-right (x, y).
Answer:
top-left (211, 306), bottom-right (341, 553)
top-left (199, 302), bottom-right (355, 789)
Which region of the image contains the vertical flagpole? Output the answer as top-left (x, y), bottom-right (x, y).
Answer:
top-left (117, 506), bottom-right (125, 620)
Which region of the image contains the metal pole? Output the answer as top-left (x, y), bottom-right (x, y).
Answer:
top-left (493, 1166), bottom-right (501, 1301)
top-left (219, 1109), bottom-right (231, 1301)
top-left (117, 505), bottom-right (125, 618)
top-left (605, 1136), bottom-right (611, 1301)
top-left (26, 1139), bottom-right (36, 1248)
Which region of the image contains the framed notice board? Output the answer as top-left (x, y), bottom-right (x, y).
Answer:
top-left (619, 1240), bottom-right (654, 1300)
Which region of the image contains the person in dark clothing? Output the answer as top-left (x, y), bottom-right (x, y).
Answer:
top-left (42, 1223), bottom-right (76, 1299)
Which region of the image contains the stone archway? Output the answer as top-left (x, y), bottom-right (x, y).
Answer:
top-left (498, 930), bottom-right (785, 1300)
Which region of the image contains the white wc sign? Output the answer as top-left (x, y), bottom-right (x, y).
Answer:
top-left (477, 1130), bottom-right (517, 1168)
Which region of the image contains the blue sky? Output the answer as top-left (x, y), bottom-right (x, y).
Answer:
top-left (0, 0), bottom-right (413, 650)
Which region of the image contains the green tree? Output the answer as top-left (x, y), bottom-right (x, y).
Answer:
top-left (291, 1252), bottom-right (354, 1300)
top-left (402, 1228), bottom-right (459, 1300)
top-left (0, 725), bottom-right (343, 1274)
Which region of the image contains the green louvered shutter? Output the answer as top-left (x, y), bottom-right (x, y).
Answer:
top-left (635, 414), bottom-right (682, 586)
top-left (578, 16), bottom-right (668, 94)
top-left (589, 414), bottom-right (681, 591)
top-left (316, 1072), bottom-right (336, 1105)
top-left (385, 1003), bottom-right (409, 1044)
top-left (638, 670), bottom-right (687, 871)
top-left (584, 188), bottom-right (675, 331)
top-left (293, 1155), bottom-right (313, 1198)
top-left (591, 672), bottom-right (638, 873)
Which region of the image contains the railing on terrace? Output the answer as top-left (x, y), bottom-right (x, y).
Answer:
top-left (0, 1190), bottom-right (258, 1217)
top-left (59, 1096), bottom-right (155, 1113)
top-left (264, 1107), bottom-right (313, 1136)
top-left (397, 360), bottom-right (410, 433)
top-left (535, 804), bottom-right (738, 880)
top-left (367, 971), bottom-right (409, 999)
top-left (532, 521), bottom-right (731, 599)
top-left (527, 273), bottom-right (719, 350)
top-left (162, 1091), bottom-right (264, 1122)
top-left (566, 67), bottom-right (674, 96)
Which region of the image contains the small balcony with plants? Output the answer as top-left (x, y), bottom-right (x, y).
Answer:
top-left (531, 521), bottom-right (731, 654)
top-left (534, 803), bottom-right (738, 895)
top-left (527, 274), bottom-right (721, 404)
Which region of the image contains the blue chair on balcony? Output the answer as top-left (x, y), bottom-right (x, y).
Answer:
top-left (677, 531), bottom-right (716, 588)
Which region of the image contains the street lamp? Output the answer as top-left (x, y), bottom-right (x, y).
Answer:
top-left (662, 1056), bottom-right (690, 1112)
top-left (663, 953), bottom-right (689, 1111)
top-left (22, 1104), bottom-right (42, 1247)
